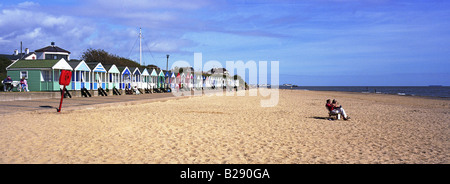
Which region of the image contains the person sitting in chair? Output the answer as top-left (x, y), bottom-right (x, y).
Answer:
top-left (3, 76), bottom-right (13, 92)
top-left (133, 86), bottom-right (141, 95)
top-left (326, 99), bottom-right (350, 120)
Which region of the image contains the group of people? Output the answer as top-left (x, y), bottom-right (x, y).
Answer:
top-left (2, 76), bottom-right (28, 92)
top-left (325, 99), bottom-right (350, 120)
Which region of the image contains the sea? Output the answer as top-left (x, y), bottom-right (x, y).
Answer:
top-left (277, 86), bottom-right (450, 99)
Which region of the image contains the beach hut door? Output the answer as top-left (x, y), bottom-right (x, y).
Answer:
top-left (80, 71), bottom-right (85, 88)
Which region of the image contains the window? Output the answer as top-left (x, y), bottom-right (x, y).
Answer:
top-left (20, 71), bottom-right (28, 79)
top-left (41, 70), bottom-right (51, 82)
top-left (45, 54), bottom-right (68, 60)
top-left (54, 70), bottom-right (60, 82)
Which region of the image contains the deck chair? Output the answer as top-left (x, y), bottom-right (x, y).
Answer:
top-left (125, 88), bottom-right (133, 95)
top-left (327, 107), bottom-right (341, 120)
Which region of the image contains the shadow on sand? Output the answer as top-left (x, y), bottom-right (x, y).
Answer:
top-left (310, 116), bottom-right (334, 121)
top-left (39, 105), bottom-right (54, 108)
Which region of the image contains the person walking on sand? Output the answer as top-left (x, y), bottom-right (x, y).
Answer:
top-left (326, 99), bottom-right (350, 120)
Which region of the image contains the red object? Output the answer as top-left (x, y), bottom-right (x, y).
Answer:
top-left (57, 86), bottom-right (65, 112)
top-left (326, 103), bottom-right (334, 111)
top-left (57, 70), bottom-right (72, 112)
top-left (59, 70), bottom-right (72, 86)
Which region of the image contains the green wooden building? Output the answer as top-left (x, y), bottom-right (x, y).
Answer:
top-left (6, 58), bottom-right (73, 91)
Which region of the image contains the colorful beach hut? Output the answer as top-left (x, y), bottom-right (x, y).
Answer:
top-left (180, 73), bottom-right (186, 88)
top-left (87, 63), bottom-right (107, 90)
top-left (150, 69), bottom-right (158, 89)
top-left (118, 67), bottom-right (131, 89)
top-left (130, 67), bottom-right (141, 89)
top-left (68, 60), bottom-right (91, 90)
top-left (141, 68), bottom-right (150, 89)
top-left (104, 64), bottom-right (120, 90)
top-left (176, 73), bottom-right (181, 89)
top-left (202, 75), bottom-right (206, 88)
top-left (158, 70), bottom-right (165, 88)
top-left (188, 73), bottom-right (193, 89)
top-left (196, 74), bottom-right (202, 88)
top-left (170, 72), bottom-right (176, 89)
top-left (6, 58), bottom-right (73, 91)
top-left (165, 71), bottom-right (171, 88)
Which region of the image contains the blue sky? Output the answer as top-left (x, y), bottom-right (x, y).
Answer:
top-left (1, 0), bottom-right (449, 86)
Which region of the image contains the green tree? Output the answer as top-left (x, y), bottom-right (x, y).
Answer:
top-left (0, 57), bottom-right (12, 89)
top-left (81, 48), bottom-right (141, 67)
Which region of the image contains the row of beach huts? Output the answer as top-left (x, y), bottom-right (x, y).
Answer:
top-left (5, 58), bottom-right (242, 94)
top-left (2, 42), bottom-right (243, 96)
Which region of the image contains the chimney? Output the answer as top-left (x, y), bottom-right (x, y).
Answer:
top-left (51, 42), bottom-right (55, 46)
top-left (25, 48), bottom-right (29, 54)
top-left (14, 49), bottom-right (18, 55)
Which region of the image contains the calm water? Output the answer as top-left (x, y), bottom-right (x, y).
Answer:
top-left (278, 86), bottom-right (450, 99)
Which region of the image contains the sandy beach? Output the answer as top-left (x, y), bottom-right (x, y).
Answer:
top-left (0, 89), bottom-right (448, 164)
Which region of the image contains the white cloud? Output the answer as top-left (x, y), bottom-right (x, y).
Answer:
top-left (42, 16), bottom-right (69, 27)
top-left (18, 1), bottom-right (39, 8)
top-left (0, 6), bottom-right (96, 58)
top-left (92, 0), bottom-right (212, 10)
top-left (23, 27), bottom-right (41, 39)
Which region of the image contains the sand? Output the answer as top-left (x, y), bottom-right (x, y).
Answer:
top-left (0, 89), bottom-right (448, 164)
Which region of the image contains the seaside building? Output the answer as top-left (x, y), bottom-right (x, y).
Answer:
top-left (68, 60), bottom-right (91, 90)
top-left (6, 58), bottom-right (73, 91)
top-left (87, 63), bottom-right (107, 90)
top-left (194, 72), bottom-right (202, 89)
top-left (104, 64), bottom-right (120, 90)
top-left (165, 71), bottom-right (171, 89)
top-left (141, 68), bottom-right (150, 90)
top-left (3, 41), bottom-right (247, 93)
top-left (150, 68), bottom-right (158, 89)
top-left (130, 67), bottom-right (142, 89)
top-left (118, 66), bottom-right (131, 90)
top-left (170, 72), bottom-right (176, 89)
top-left (0, 48), bottom-right (37, 61)
top-left (158, 69), bottom-right (165, 88)
top-left (35, 42), bottom-right (71, 61)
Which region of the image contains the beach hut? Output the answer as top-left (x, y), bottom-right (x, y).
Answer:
top-left (150, 69), bottom-right (158, 89)
top-left (205, 76), bottom-right (211, 88)
top-left (68, 60), bottom-right (91, 90)
top-left (165, 71), bottom-right (171, 89)
top-left (158, 70), bottom-right (165, 88)
top-left (184, 73), bottom-right (189, 89)
top-left (118, 67), bottom-right (131, 89)
top-left (180, 73), bottom-right (186, 89)
top-left (104, 64), bottom-right (120, 90)
top-left (87, 63), bottom-right (107, 90)
top-left (196, 74), bottom-right (202, 89)
top-left (189, 73), bottom-right (194, 89)
top-left (202, 75), bottom-right (206, 88)
top-left (170, 72), bottom-right (176, 89)
top-left (141, 68), bottom-right (150, 89)
top-left (130, 67), bottom-right (141, 89)
top-left (6, 58), bottom-right (73, 91)
top-left (175, 73), bottom-right (181, 89)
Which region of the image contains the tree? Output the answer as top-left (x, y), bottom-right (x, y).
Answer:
top-left (0, 56), bottom-right (12, 89)
top-left (81, 48), bottom-right (141, 67)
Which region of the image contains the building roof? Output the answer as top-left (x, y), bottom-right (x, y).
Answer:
top-left (141, 68), bottom-right (150, 76)
top-left (8, 59), bottom-right (61, 69)
top-left (0, 52), bottom-right (36, 61)
top-left (35, 45), bottom-right (70, 54)
top-left (69, 60), bottom-right (91, 71)
top-left (7, 59), bottom-right (73, 70)
top-left (87, 62), bottom-right (106, 72)
top-left (103, 64), bottom-right (120, 73)
top-left (68, 61), bottom-right (81, 69)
